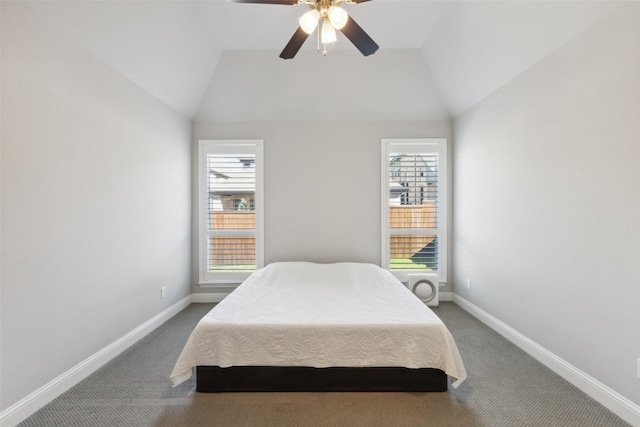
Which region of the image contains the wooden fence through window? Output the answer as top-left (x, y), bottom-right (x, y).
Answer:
top-left (209, 211), bottom-right (255, 266)
top-left (389, 202), bottom-right (436, 259)
top-left (209, 202), bottom-right (437, 265)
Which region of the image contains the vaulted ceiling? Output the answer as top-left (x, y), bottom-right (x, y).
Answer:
top-left (22, 0), bottom-right (622, 120)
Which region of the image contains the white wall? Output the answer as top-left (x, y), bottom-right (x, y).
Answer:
top-left (192, 120), bottom-right (453, 292)
top-left (453, 3), bottom-right (640, 407)
top-left (195, 50), bottom-right (450, 122)
top-left (1, 2), bottom-right (192, 411)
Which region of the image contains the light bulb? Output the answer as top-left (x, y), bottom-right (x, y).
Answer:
top-left (321, 21), bottom-right (337, 44)
top-left (327, 6), bottom-right (348, 30)
top-left (299, 9), bottom-right (320, 34)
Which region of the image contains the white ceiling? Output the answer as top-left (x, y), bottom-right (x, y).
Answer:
top-left (22, 0), bottom-right (623, 119)
top-left (422, 0), bottom-right (623, 115)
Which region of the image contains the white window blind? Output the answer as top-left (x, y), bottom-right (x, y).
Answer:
top-left (381, 139), bottom-right (447, 282)
top-left (199, 140), bottom-right (263, 285)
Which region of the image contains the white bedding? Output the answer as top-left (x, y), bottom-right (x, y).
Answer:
top-left (170, 262), bottom-right (467, 387)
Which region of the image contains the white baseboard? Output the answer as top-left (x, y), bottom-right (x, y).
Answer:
top-left (190, 292), bottom-right (229, 303)
top-left (0, 296), bottom-right (192, 427)
top-left (439, 291), bottom-right (454, 302)
top-left (452, 294), bottom-right (640, 427)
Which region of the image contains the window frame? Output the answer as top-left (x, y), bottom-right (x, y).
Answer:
top-left (381, 138), bottom-right (447, 283)
top-left (198, 139), bottom-right (264, 286)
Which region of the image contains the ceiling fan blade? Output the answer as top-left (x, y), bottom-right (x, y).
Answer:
top-left (226, 0), bottom-right (298, 4)
top-left (280, 27), bottom-right (310, 59)
top-left (339, 16), bottom-right (379, 56)
top-left (346, 0), bottom-right (373, 3)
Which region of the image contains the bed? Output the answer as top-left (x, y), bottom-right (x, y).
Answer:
top-left (170, 262), bottom-right (466, 392)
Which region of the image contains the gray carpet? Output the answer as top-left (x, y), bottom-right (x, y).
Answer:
top-left (18, 302), bottom-right (629, 426)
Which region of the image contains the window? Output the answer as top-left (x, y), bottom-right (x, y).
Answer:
top-left (381, 139), bottom-right (447, 282)
top-left (199, 140), bottom-right (263, 284)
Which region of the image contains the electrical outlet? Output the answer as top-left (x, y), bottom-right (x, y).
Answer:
top-left (161, 287), bottom-right (166, 299)
top-left (467, 279), bottom-right (471, 290)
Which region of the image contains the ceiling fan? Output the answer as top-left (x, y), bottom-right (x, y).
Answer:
top-left (228, 0), bottom-right (379, 59)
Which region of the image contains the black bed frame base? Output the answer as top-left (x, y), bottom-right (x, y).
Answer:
top-left (196, 366), bottom-right (448, 393)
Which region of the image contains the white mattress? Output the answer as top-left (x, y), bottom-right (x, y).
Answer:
top-left (170, 262), bottom-right (467, 387)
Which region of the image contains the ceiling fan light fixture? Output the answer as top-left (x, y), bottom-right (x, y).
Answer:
top-left (299, 9), bottom-right (320, 34)
top-left (327, 5), bottom-right (348, 30)
top-left (230, 0), bottom-right (379, 59)
top-left (321, 21), bottom-right (337, 44)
